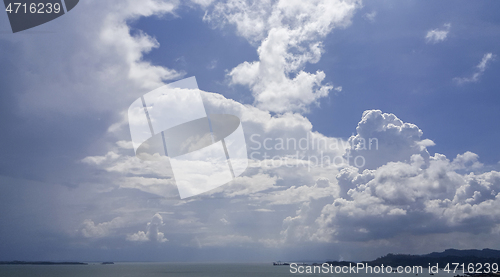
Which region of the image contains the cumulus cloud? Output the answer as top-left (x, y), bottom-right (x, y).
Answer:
top-left (81, 217), bottom-right (125, 238)
top-left (204, 0), bottom-right (361, 113)
top-left (454, 53), bottom-right (496, 84)
top-left (425, 23), bottom-right (451, 44)
top-left (81, 104), bottom-right (500, 254)
top-left (281, 202), bottom-right (314, 243)
top-left (314, 153), bottom-right (500, 243)
top-left (84, 90), bottom-right (346, 199)
top-left (215, 109), bottom-right (500, 251)
top-left (80, 90), bottom-right (349, 250)
top-left (238, 110), bottom-right (500, 248)
top-left (127, 213), bottom-right (168, 243)
top-left (345, 110), bottom-right (434, 170)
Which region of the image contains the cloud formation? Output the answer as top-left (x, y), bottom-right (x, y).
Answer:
top-left (425, 23), bottom-right (451, 44)
top-left (81, 217), bottom-right (125, 238)
top-left (84, 90), bottom-right (348, 198)
top-left (363, 11), bottom-right (377, 22)
top-left (7, 0), bottom-right (183, 116)
top-left (2, 0), bottom-right (500, 262)
top-left (345, 110), bottom-right (434, 170)
top-left (454, 53), bottom-right (496, 84)
top-left (315, 152), bottom-right (500, 243)
top-left (127, 213), bottom-right (168, 243)
top-left (82, 86), bottom-right (500, 254)
top-left (204, 0), bottom-right (361, 113)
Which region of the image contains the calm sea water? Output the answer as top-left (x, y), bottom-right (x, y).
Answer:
top-left (0, 263), bottom-right (460, 277)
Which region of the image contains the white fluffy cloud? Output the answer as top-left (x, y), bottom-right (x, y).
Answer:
top-left (81, 104), bottom-right (500, 254)
top-left (204, 0), bottom-right (361, 113)
top-left (454, 53), bottom-right (496, 84)
top-left (345, 110), bottom-right (434, 170)
top-left (425, 23), bottom-right (451, 44)
top-left (314, 153), bottom-right (500, 243)
top-left (127, 213), bottom-right (168, 243)
top-left (280, 202), bottom-right (314, 243)
top-left (84, 91), bottom-right (346, 199)
top-left (223, 110), bottom-right (500, 250)
top-left (81, 217), bottom-right (125, 238)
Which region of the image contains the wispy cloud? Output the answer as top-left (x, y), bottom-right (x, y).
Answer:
top-left (206, 59), bottom-right (218, 70)
top-left (363, 11), bottom-right (377, 23)
top-left (425, 23), bottom-right (451, 44)
top-left (454, 53), bottom-right (496, 84)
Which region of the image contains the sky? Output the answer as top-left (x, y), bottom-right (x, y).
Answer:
top-left (0, 0), bottom-right (500, 262)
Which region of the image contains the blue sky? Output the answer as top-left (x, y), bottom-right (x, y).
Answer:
top-left (0, 0), bottom-right (500, 263)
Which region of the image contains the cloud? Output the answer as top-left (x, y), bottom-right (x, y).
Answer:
top-left (256, 110), bottom-right (500, 246)
top-left (82, 151), bottom-right (120, 166)
top-left (2, 0), bottom-right (500, 262)
top-left (345, 110), bottom-right (434, 170)
top-left (260, 177), bottom-right (340, 205)
top-left (48, 100), bottom-right (500, 257)
top-left (86, 89), bottom-right (347, 192)
top-left (117, 176), bottom-right (178, 197)
top-left (127, 213), bottom-right (168, 243)
top-left (194, 234), bottom-right (253, 247)
top-left (4, 0), bottom-right (183, 117)
top-left (281, 202), bottom-right (314, 243)
top-left (217, 109), bottom-right (500, 250)
top-left (314, 153), bottom-right (500, 243)
top-left (210, 173), bottom-right (278, 198)
top-left (80, 77), bottom-right (500, 255)
top-left (190, 0), bottom-right (215, 8)
top-left (454, 53), bottom-right (496, 84)
top-left (204, 0), bottom-right (361, 113)
top-left (425, 23), bottom-right (451, 44)
top-left (81, 217), bottom-right (125, 238)
top-left (206, 59), bottom-right (218, 70)
top-left (363, 11), bottom-right (377, 22)
top-left (79, 90), bottom-right (349, 250)
top-left (116, 140), bottom-right (134, 150)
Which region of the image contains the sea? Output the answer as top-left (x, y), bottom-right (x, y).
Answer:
top-left (0, 263), bottom-right (462, 277)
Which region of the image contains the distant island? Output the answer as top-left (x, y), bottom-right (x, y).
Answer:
top-left (276, 248), bottom-right (500, 268)
top-left (326, 248), bottom-right (500, 268)
top-left (0, 261), bottom-right (88, 265)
